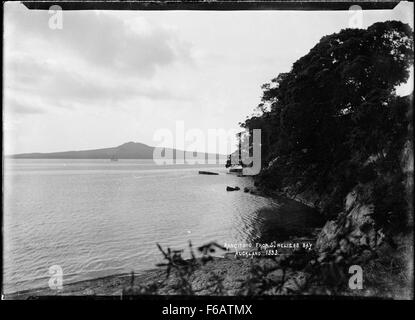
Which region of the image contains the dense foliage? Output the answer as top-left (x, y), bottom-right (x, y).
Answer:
top-left (240, 21), bottom-right (413, 229)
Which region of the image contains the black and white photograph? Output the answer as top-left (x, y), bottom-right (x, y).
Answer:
top-left (2, 0), bottom-right (414, 304)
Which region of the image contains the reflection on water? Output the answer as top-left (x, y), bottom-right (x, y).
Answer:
top-left (3, 159), bottom-right (323, 293)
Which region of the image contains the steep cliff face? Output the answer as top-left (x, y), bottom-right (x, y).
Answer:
top-left (402, 139), bottom-right (414, 227)
top-left (315, 189), bottom-right (384, 255)
top-left (401, 137), bottom-right (414, 295)
top-left (310, 137), bottom-right (413, 298)
top-left (315, 137), bottom-right (413, 256)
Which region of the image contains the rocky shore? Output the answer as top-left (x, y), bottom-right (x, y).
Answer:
top-left (7, 232), bottom-right (411, 299)
top-left (6, 154), bottom-right (413, 300)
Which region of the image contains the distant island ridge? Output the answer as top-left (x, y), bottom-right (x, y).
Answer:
top-left (8, 141), bottom-right (228, 160)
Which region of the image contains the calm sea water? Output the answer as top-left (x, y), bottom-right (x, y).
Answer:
top-left (3, 159), bottom-right (322, 293)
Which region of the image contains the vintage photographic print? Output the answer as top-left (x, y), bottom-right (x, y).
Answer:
top-left (2, 0), bottom-right (414, 304)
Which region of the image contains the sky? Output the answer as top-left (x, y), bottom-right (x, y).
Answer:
top-left (3, 1), bottom-right (414, 155)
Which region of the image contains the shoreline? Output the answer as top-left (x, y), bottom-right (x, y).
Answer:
top-left (4, 188), bottom-right (322, 300)
top-left (4, 268), bottom-right (164, 299)
top-left (4, 255), bottom-right (262, 299)
top-left (5, 227), bottom-right (411, 299)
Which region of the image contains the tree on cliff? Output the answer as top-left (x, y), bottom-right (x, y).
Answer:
top-left (241, 21), bottom-right (413, 228)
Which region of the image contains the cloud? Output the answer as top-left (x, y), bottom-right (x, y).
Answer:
top-left (4, 96), bottom-right (46, 115)
top-left (4, 3), bottom-right (194, 115)
top-left (4, 2), bottom-right (413, 155)
top-left (5, 55), bottom-right (191, 113)
top-left (5, 4), bottom-right (192, 77)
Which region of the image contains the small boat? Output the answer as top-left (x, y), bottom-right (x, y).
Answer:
top-left (198, 170), bottom-right (219, 175)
